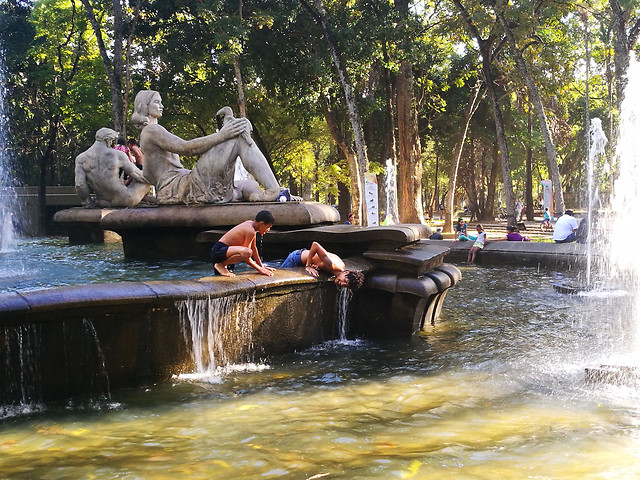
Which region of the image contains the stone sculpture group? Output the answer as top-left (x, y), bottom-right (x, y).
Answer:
top-left (75, 90), bottom-right (292, 208)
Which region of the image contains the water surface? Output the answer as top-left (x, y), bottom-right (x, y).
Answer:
top-left (1, 261), bottom-right (639, 479)
top-left (0, 237), bottom-right (219, 292)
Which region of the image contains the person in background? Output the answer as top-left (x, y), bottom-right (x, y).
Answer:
top-left (541, 208), bottom-right (552, 230)
top-left (114, 137), bottom-right (134, 162)
top-left (467, 224), bottom-right (486, 263)
top-left (552, 210), bottom-right (578, 243)
top-left (128, 138), bottom-right (144, 169)
top-left (429, 227), bottom-right (444, 240)
top-left (455, 217), bottom-right (476, 241)
top-left (344, 212), bottom-right (354, 225)
top-left (515, 199), bottom-right (524, 221)
top-left (494, 225), bottom-right (530, 242)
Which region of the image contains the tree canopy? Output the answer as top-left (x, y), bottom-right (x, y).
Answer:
top-left (1, 0), bottom-right (636, 227)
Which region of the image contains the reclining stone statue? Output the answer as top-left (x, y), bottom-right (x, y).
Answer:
top-left (75, 127), bottom-right (151, 208)
top-left (131, 90), bottom-right (287, 204)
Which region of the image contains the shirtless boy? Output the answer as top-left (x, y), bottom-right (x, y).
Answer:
top-left (210, 210), bottom-right (275, 277)
top-left (281, 241), bottom-right (365, 291)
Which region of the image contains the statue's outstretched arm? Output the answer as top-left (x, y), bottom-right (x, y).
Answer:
top-left (121, 160), bottom-right (149, 185)
top-left (146, 120), bottom-right (250, 156)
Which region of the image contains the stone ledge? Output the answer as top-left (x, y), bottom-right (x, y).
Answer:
top-left (363, 243), bottom-right (449, 276)
top-left (98, 202), bottom-right (340, 230)
top-left (0, 257), bottom-right (374, 323)
top-left (422, 239), bottom-right (587, 267)
top-left (197, 223), bottom-right (431, 251)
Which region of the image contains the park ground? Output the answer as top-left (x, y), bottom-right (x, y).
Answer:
top-left (427, 210), bottom-right (567, 242)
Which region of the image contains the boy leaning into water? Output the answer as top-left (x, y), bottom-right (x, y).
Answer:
top-left (210, 210), bottom-right (275, 277)
top-left (281, 241), bottom-right (365, 291)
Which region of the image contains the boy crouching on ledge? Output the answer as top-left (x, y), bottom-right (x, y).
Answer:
top-left (210, 210), bottom-right (275, 277)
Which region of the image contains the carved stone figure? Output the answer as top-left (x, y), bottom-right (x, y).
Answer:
top-left (75, 128), bottom-right (151, 208)
top-left (131, 90), bottom-right (284, 204)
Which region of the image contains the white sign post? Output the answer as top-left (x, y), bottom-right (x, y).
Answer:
top-left (364, 173), bottom-right (379, 226)
top-left (541, 179), bottom-right (553, 219)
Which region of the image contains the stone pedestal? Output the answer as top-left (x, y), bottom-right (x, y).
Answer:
top-left (54, 202), bottom-right (340, 258)
top-left (52, 208), bottom-right (120, 244)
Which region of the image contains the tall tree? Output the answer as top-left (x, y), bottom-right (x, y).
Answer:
top-left (79, 0), bottom-right (141, 136)
top-left (395, 0), bottom-right (425, 224)
top-left (452, 0), bottom-right (516, 225)
top-left (301, 0), bottom-right (369, 224)
top-left (444, 80), bottom-right (483, 233)
top-left (492, 1), bottom-right (565, 216)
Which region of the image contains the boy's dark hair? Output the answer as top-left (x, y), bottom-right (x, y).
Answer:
top-left (255, 210), bottom-right (275, 225)
top-left (345, 270), bottom-right (365, 291)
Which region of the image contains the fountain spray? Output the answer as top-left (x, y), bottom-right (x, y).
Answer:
top-left (0, 47), bottom-right (18, 251)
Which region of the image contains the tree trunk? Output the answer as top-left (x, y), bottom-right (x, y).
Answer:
top-left (486, 142), bottom-right (500, 220)
top-left (38, 118), bottom-right (59, 234)
top-left (525, 110), bottom-right (534, 220)
top-left (444, 80), bottom-right (483, 233)
top-left (482, 54), bottom-right (515, 224)
top-left (234, 0), bottom-right (247, 118)
top-left (396, 60), bottom-right (425, 224)
top-left (494, 4), bottom-right (564, 217)
top-left (453, 0), bottom-right (515, 226)
top-left (320, 97), bottom-right (362, 226)
top-left (123, 0), bottom-right (143, 131)
top-left (394, 0), bottom-right (425, 224)
top-left (80, 0), bottom-right (125, 134)
top-left (610, 0), bottom-right (640, 110)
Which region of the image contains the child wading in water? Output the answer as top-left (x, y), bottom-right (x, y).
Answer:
top-left (210, 210), bottom-right (275, 277)
top-left (467, 224), bottom-right (486, 263)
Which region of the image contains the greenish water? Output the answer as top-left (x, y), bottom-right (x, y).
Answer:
top-left (0, 237), bottom-right (222, 292)
top-left (0, 247), bottom-right (639, 479)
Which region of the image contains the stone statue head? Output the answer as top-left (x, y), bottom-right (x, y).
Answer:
top-left (95, 127), bottom-right (119, 145)
top-left (131, 90), bottom-right (160, 130)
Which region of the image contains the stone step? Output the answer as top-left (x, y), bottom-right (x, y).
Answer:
top-left (363, 243), bottom-right (450, 277)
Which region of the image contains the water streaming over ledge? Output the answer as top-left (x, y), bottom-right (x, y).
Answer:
top-left (177, 293), bottom-right (258, 377)
top-left (335, 287), bottom-right (351, 341)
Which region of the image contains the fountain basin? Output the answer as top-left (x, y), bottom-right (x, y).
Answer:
top-left (54, 202), bottom-right (341, 257)
top-left (0, 243), bottom-right (460, 403)
top-left (0, 267), bottom-right (357, 403)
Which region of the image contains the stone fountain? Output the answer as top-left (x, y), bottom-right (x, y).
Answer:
top-left (1, 90), bottom-right (461, 404)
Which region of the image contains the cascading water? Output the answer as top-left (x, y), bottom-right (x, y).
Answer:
top-left (604, 54), bottom-right (640, 367)
top-left (585, 117), bottom-right (608, 286)
top-left (335, 287), bottom-right (351, 341)
top-left (177, 293), bottom-right (259, 378)
top-left (0, 47), bottom-right (18, 252)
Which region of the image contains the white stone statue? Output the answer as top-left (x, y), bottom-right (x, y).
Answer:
top-left (131, 90), bottom-right (284, 204)
top-left (75, 128), bottom-right (151, 208)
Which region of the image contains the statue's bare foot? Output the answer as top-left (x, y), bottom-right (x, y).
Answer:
top-left (249, 187), bottom-right (281, 202)
top-left (214, 263), bottom-right (235, 277)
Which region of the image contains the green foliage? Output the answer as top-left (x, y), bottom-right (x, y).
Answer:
top-left (0, 0), bottom-right (630, 214)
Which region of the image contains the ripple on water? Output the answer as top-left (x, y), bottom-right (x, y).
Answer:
top-left (1, 262), bottom-right (640, 478)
